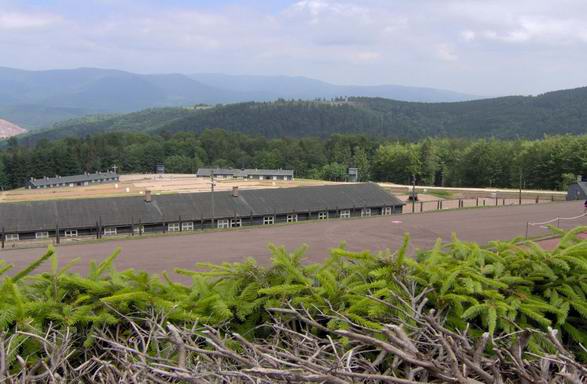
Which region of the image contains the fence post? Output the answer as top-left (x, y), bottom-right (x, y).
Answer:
top-left (138, 219), bottom-right (143, 235)
top-left (502, 198), bottom-right (505, 206)
top-left (56, 223), bottom-right (60, 244)
top-left (420, 201), bottom-right (423, 212)
top-left (551, 195), bottom-right (554, 202)
top-left (495, 196), bottom-right (498, 206)
top-left (483, 199), bottom-right (486, 207)
top-left (440, 200), bottom-right (443, 210)
top-left (476, 197), bottom-right (479, 207)
top-left (1, 227), bottom-right (4, 249)
top-left (536, 195), bottom-right (539, 204)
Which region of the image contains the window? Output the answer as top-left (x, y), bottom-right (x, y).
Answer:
top-left (287, 214), bottom-right (298, 223)
top-left (263, 216), bottom-right (275, 225)
top-left (181, 221), bottom-right (194, 231)
top-left (35, 231), bottom-right (49, 239)
top-left (103, 227), bottom-right (117, 236)
top-left (230, 218), bottom-right (242, 228)
top-left (382, 207), bottom-right (393, 215)
top-left (361, 208), bottom-right (371, 217)
top-left (5, 233), bottom-right (19, 241)
top-left (217, 219), bottom-right (230, 229)
top-left (340, 210), bottom-right (351, 219)
top-left (64, 229), bottom-right (78, 237)
top-left (318, 211), bottom-right (328, 220)
top-left (168, 223), bottom-right (180, 232)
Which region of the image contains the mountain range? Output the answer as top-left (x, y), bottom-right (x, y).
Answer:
top-left (19, 86), bottom-right (587, 145)
top-left (0, 67), bottom-right (479, 129)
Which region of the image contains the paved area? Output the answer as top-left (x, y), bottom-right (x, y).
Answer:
top-left (0, 201), bottom-right (585, 281)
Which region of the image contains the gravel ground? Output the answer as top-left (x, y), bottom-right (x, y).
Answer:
top-left (0, 201), bottom-right (584, 281)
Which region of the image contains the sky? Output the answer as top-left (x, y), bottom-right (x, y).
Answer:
top-left (1, 0), bottom-right (587, 96)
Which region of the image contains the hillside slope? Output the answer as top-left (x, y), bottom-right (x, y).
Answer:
top-left (0, 67), bottom-right (479, 129)
top-left (19, 86), bottom-right (587, 143)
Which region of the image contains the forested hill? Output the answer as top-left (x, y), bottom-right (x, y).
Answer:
top-left (19, 86), bottom-right (587, 144)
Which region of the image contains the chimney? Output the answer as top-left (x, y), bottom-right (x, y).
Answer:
top-left (145, 190), bottom-right (152, 203)
top-left (232, 186), bottom-right (239, 197)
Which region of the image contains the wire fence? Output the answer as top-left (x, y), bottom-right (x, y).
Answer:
top-left (525, 212), bottom-right (587, 239)
top-left (401, 195), bottom-right (563, 215)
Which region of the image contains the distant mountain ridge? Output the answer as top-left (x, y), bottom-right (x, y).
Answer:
top-left (189, 73), bottom-right (479, 103)
top-left (0, 67), bottom-right (480, 129)
top-left (19, 86), bottom-right (587, 145)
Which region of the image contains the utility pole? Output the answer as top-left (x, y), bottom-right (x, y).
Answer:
top-left (210, 174), bottom-right (216, 228)
top-left (518, 169), bottom-right (523, 205)
top-left (411, 174), bottom-right (416, 213)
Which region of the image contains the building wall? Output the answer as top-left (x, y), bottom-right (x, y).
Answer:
top-left (567, 184), bottom-right (586, 200)
top-left (1, 204), bottom-right (402, 245)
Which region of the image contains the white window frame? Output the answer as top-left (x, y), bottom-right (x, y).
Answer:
top-left (103, 227), bottom-right (117, 236)
top-left (217, 219), bottom-right (230, 229)
top-left (5, 233), bottom-right (19, 241)
top-left (340, 210), bottom-right (351, 219)
top-left (35, 231), bottom-right (49, 239)
top-left (64, 229), bottom-right (78, 238)
top-left (263, 215), bottom-right (275, 225)
top-left (133, 225), bottom-right (144, 235)
top-left (382, 207), bottom-right (393, 215)
top-left (318, 211), bottom-right (328, 220)
top-left (361, 208), bottom-right (372, 217)
top-left (287, 214), bottom-right (298, 223)
top-left (167, 222), bottom-right (180, 232)
top-left (230, 218), bottom-right (242, 228)
top-left (181, 221), bottom-right (194, 231)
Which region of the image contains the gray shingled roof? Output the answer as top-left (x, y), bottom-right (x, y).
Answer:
top-left (28, 172), bottom-right (119, 187)
top-left (0, 183), bottom-right (402, 232)
top-left (196, 168), bottom-right (294, 177)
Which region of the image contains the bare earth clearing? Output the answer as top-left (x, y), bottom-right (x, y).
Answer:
top-left (0, 118), bottom-right (26, 139)
top-left (0, 173), bottom-right (565, 203)
top-left (1, 201), bottom-right (584, 282)
top-left (0, 174), bottom-right (335, 203)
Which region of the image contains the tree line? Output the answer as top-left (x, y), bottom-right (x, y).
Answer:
top-left (1, 130), bottom-right (586, 190)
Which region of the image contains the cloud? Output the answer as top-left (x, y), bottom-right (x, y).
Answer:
top-left (0, 11), bottom-right (61, 30)
top-left (1, 0), bottom-right (587, 95)
top-left (436, 44), bottom-right (458, 62)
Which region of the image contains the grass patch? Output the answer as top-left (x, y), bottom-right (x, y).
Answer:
top-left (427, 189), bottom-right (454, 198)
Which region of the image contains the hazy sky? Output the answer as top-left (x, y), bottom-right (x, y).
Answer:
top-left (1, 0), bottom-right (587, 96)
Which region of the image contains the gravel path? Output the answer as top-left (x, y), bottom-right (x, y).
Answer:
top-left (1, 201), bottom-right (584, 280)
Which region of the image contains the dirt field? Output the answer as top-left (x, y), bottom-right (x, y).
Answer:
top-left (0, 174), bottom-right (335, 203)
top-left (1, 201), bottom-right (584, 282)
top-left (0, 173), bottom-right (565, 203)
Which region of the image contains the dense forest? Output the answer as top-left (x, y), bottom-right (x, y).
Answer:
top-left (2, 130), bottom-right (586, 191)
top-left (18, 87), bottom-right (587, 144)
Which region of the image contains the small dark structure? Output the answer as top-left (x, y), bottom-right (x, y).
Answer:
top-left (566, 175), bottom-right (587, 200)
top-left (348, 168), bottom-right (359, 182)
top-left (155, 164), bottom-right (165, 174)
top-left (26, 172), bottom-right (119, 189)
top-left (196, 168), bottom-right (294, 181)
top-left (0, 183), bottom-right (403, 244)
